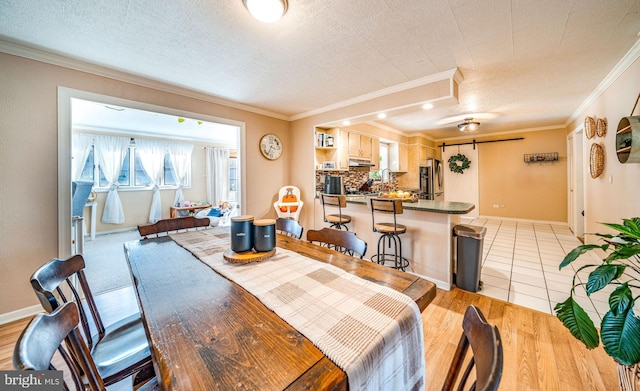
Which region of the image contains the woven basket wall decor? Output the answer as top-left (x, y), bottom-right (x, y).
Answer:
top-left (596, 118), bottom-right (607, 137)
top-left (590, 143), bottom-right (604, 178)
top-left (585, 116), bottom-right (596, 139)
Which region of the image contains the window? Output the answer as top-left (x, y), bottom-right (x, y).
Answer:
top-left (79, 139), bottom-right (189, 190)
top-left (371, 143), bottom-right (389, 181)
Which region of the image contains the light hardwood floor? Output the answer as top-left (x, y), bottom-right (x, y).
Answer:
top-left (1, 286), bottom-right (618, 390)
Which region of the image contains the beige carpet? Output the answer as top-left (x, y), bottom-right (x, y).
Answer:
top-left (83, 229), bottom-right (141, 294)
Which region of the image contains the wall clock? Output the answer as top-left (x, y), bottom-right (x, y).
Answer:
top-left (259, 133), bottom-right (282, 160)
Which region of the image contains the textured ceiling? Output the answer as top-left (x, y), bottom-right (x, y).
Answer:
top-left (1, 0), bottom-right (639, 139)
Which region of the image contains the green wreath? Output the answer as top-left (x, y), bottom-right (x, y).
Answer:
top-left (448, 153), bottom-right (471, 174)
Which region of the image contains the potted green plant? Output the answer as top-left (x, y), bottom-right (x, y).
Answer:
top-left (555, 218), bottom-right (640, 390)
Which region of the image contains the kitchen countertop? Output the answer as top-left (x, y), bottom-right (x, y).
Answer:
top-left (344, 195), bottom-right (475, 214)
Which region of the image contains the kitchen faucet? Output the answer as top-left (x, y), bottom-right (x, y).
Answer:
top-left (380, 168), bottom-right (391, 190)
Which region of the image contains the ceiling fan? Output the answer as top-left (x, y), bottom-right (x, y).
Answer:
top-left (435, 112), bottom-right (499, 131)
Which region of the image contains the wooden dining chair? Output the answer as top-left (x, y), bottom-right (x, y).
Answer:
top-left (14, 301), bottom-right (158, 391)
top-left (276, 217), bottom-right (304, 239)
top-left (138, 215), bottom-right (210, 238)
top-left (30, 254), bottom-right (153, 388)
top-left (307, 227), bottom-right (367, 259)
top-left (442, 305), bottom-right (503, 391)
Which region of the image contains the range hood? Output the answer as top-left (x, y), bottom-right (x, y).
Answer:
top-left (348, 158), bottom-right (375, 168)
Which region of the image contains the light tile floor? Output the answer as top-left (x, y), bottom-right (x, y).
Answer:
top-left (467, 218), bottom-right (604, 325)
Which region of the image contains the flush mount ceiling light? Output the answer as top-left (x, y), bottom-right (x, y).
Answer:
top-left (243, 0), bottom-right (288, 23)
top-left (458, 118), bottom-right (480, 132)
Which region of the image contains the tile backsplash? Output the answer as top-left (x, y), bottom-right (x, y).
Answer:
top-left (315, 169), bottom-right (397, 193)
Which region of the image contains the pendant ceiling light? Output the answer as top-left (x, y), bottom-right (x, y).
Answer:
top-left (243, 0), bottom-right (288, 23)
top-left (458, 118), bottom-right (480, 132)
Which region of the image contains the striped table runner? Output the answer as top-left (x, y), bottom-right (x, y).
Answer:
top-left (170, 228), bottom-right (425, 391)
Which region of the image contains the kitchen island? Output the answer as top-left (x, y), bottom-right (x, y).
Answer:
top-left (313, 196), bottom-right (475, 290)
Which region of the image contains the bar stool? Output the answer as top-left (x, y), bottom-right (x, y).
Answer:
top-left (370, 198), bottom-right (409, 271)
top-left (321, 194), bottom-right (352, 230)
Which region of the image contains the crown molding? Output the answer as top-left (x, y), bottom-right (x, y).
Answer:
top-left (404, 131), bottom-right (436, 142)
top-left (0, 40), bottom-right (289, 121)
top-left (290, 68), bottom-right (461, 121)
top-left (566, 37), bottom-right (640, 126)
top-left (0, 40), bottom-right (466, 126)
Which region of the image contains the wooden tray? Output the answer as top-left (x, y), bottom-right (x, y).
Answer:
top-left (223, 248), bottom-right (276, 264)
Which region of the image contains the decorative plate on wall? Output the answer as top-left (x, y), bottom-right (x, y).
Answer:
top-left (589, 143), bottom-right (604, 178)
top-left (585, 116), bottom-right (596, 139)
top-left (596, 118), bottom-right (607, 137)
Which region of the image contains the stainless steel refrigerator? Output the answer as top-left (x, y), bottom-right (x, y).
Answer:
top-left (419, 158), bottom-right (444, 200)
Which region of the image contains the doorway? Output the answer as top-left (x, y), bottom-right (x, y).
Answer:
top-left (57, 87), bottom-right (246, 259)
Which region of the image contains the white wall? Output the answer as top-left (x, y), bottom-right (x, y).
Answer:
top-left (0, 52), bottom-right (290, 318)
top-left (569, 52), bottom-right (640, 240)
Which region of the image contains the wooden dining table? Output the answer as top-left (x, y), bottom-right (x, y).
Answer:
top-left (124, 229), bottom-right (436, 391)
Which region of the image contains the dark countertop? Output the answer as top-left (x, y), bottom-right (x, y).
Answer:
top-left (344, 195), bottom-right (475, 215)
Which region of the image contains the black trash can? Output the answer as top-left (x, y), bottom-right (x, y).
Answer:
top-left (453, 224), bottom-right (487, 292)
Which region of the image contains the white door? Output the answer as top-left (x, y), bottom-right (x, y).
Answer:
top-left (567, 130), bottom-right (585, 238)
top-left (443, 145), bottom-right (479, 217)
top-left (567, 133), bottom-right (575, 233)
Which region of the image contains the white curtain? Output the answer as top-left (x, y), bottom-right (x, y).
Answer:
top-left (95, 135), bottom-right (130, 224)
top-left (72, 133), bottom-right (93, 180)
top-left (206, 147), bottom-right (229, 207)
top-left (136, 139), bottom-right (167, 224)
top-left (168, 141), bottom-right (194, 207)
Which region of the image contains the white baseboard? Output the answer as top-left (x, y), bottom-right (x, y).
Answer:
top-left (0, 305), bottom-right (42, 325)
top-left (97, 227), bottom-right (139, 235)
top-left (407, 271), bottom-right (450, 291)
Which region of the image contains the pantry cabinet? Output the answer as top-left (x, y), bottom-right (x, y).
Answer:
top-left (399, 144), bottom-right (433, 189)
top-left (419, 145), bottom-right (429, 166)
